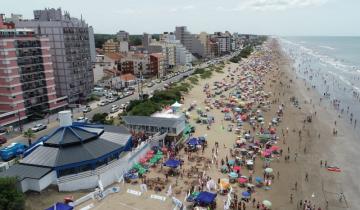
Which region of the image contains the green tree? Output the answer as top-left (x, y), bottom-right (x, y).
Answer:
top-left (0, 177), bottom-right (25, 210)
top-left (23, 128), bottom-right (35, 146)
top-left (92, 113), bottom-right (109, 124)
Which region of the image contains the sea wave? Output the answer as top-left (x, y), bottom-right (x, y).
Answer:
top-left (279, 38), bottom-right (359, 75)
top-left (319, 45), bottom-right (335, 50)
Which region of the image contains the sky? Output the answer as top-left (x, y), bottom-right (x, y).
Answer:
top-left (2, 0), bottom-right (359, 36)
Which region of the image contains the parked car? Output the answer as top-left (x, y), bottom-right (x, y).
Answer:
top-left (110, 105), bottom-right (120, 113)
top-left (0, 143), bottom-right (27, 161)
top-left (31, 124), bottom-right (47, 132)
top-left (83, 106), bottom-right (92, 113)
top-left (0, 136), bottom-right (7, 145)
top-left (147, 82), bottom-right (154, 88)
top-left (76, 117), bottom-right (89, 123)
top-left (99, 101), bottom-right (108, 106)
top-left (108, 97), bottom-right (117, 103)
top-left (128, 86), bottom-right (136, 91)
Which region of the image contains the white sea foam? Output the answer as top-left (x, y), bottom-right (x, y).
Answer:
top-left (319, 45), bottom-right (335, 50)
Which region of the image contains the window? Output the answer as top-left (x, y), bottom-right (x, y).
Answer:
top-left (2, 60), bottom-right (10, 65)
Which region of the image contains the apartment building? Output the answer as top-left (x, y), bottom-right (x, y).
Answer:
top-left (116, 30), bottom-right (129, 42)
top-left (149, 53), bottom-right (165, 78)
top-left (213, 32), bottom-right (231, 55)
top-left (13, 8), bottom-right (95, 104)
top-left (118, 52), bottom-right (150, 77)
top-left (102, 39), bottom-right (119, 53)
top-left (0, 16), bottom-right (67, 126)
top-left (174, 26), bottom-right (206, 58)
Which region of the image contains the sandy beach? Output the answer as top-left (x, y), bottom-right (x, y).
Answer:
top-left (28, 39), bottom-right (357, 210)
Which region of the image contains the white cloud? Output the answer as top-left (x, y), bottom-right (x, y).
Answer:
top-left (231, 0), bottom-right (329, 11)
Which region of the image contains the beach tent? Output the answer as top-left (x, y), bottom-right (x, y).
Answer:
top-left (195, 191), bottom-right (217, 205)
top-left (164, 159), bottom-right (181, 168)
top-left (45, 203), bottom-right (73, 210)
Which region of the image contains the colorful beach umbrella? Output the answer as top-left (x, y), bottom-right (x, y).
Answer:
top-left (255, 177), bottom-right (263, 183)
top-left (238, 177), bottom-right (248, 184)
top-left (265, 168), bottom-right (273, 173)
top-left (228, 160), bottom-right (235, 165)
top-left (233, 165), bottom-right (241, 171)
top-left (242, 191), bottom-right (251, 198)
top-left (262, 200), bottom-right (272, 208)
top-left (229, 172), bottom-right (238, 178)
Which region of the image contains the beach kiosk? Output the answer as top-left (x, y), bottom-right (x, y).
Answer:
top-left (171, 101), bottom-right (182, 113)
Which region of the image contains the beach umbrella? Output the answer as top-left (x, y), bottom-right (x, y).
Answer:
top-left (236, 139), bottom-right (245, 144)
top-left (139, 158), bottom-right (147, 164)
top-left (262, 200), bottom-right (272, 208)
top-left (246, 183), bottom-right (255, 188)
top-left (229, 172), bottom-right (238, 178)
top-left (241, 191), bottom-right (251, 198)
top-left (147, 150), bottom-right (155, 155)
top-left (269, 128), bottom-right (276, 134)
top-left (265, 168), bottom-right (273, 173)
top-left (228, 160), bottom-right (235, 166)
top-left (233, 165), bottom-right (241, 171)
top-left (146, 153), bottom-right (154, 158)
top-left (238, 177), bottom-right (248, 184)
top-left (246, 160), bottom-right (254, 165)
top-left (255, 177), bottom-right (264, 183)
top-left (270, 145), bottom-right (280, 151)
top-left (156, 150), bottom-right (163, 155)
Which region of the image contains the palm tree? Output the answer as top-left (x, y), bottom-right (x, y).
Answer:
top-left (23, 128), bottom-right (35, 146)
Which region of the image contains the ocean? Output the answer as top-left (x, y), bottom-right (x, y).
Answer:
top-left (279, 36), bottom-right (360, 133)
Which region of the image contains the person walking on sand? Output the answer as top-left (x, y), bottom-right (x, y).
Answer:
top-left (305, 172), bottom-right (309, 182)
top-left (325, 161), bottom-right (327, 168)
top-left (290, 193), bottom-right (293, 203)
top-left (320, 160), bottom-right (323, 167)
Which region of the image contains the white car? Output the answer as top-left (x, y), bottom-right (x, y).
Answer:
top-left (99, 101), bottom-right (107, 106)
top-left (111, 105), bottom-right (120, 113)
top-left (31, 124), bottom-right (47, 132)
top-left (77, 117), bottom-right (89, 123)
top-left (108, 97), bottom-right (116, 103)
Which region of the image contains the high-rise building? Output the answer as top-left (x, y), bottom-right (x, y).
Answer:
top-left (0, 15), bottom-right (67, 126)
top-left (13, 8), bottom-right (95, 104)
top-left (116, 30), bottom-right (129, 42)
top-left (142, 33), bottom-right (152, 50)
top-left (212, 32), bottom-right (231, 55)
top-left (174, 26), bottom-right (208, 58)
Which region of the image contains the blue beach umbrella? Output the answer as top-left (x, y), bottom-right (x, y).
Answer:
top-left (242, 191), bottom-right (251, 198)
top-left (255, 177), bottom-right (264, 183)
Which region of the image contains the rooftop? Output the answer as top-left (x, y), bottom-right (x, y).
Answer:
top-left (122, 115), bottom-right (184, 128)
